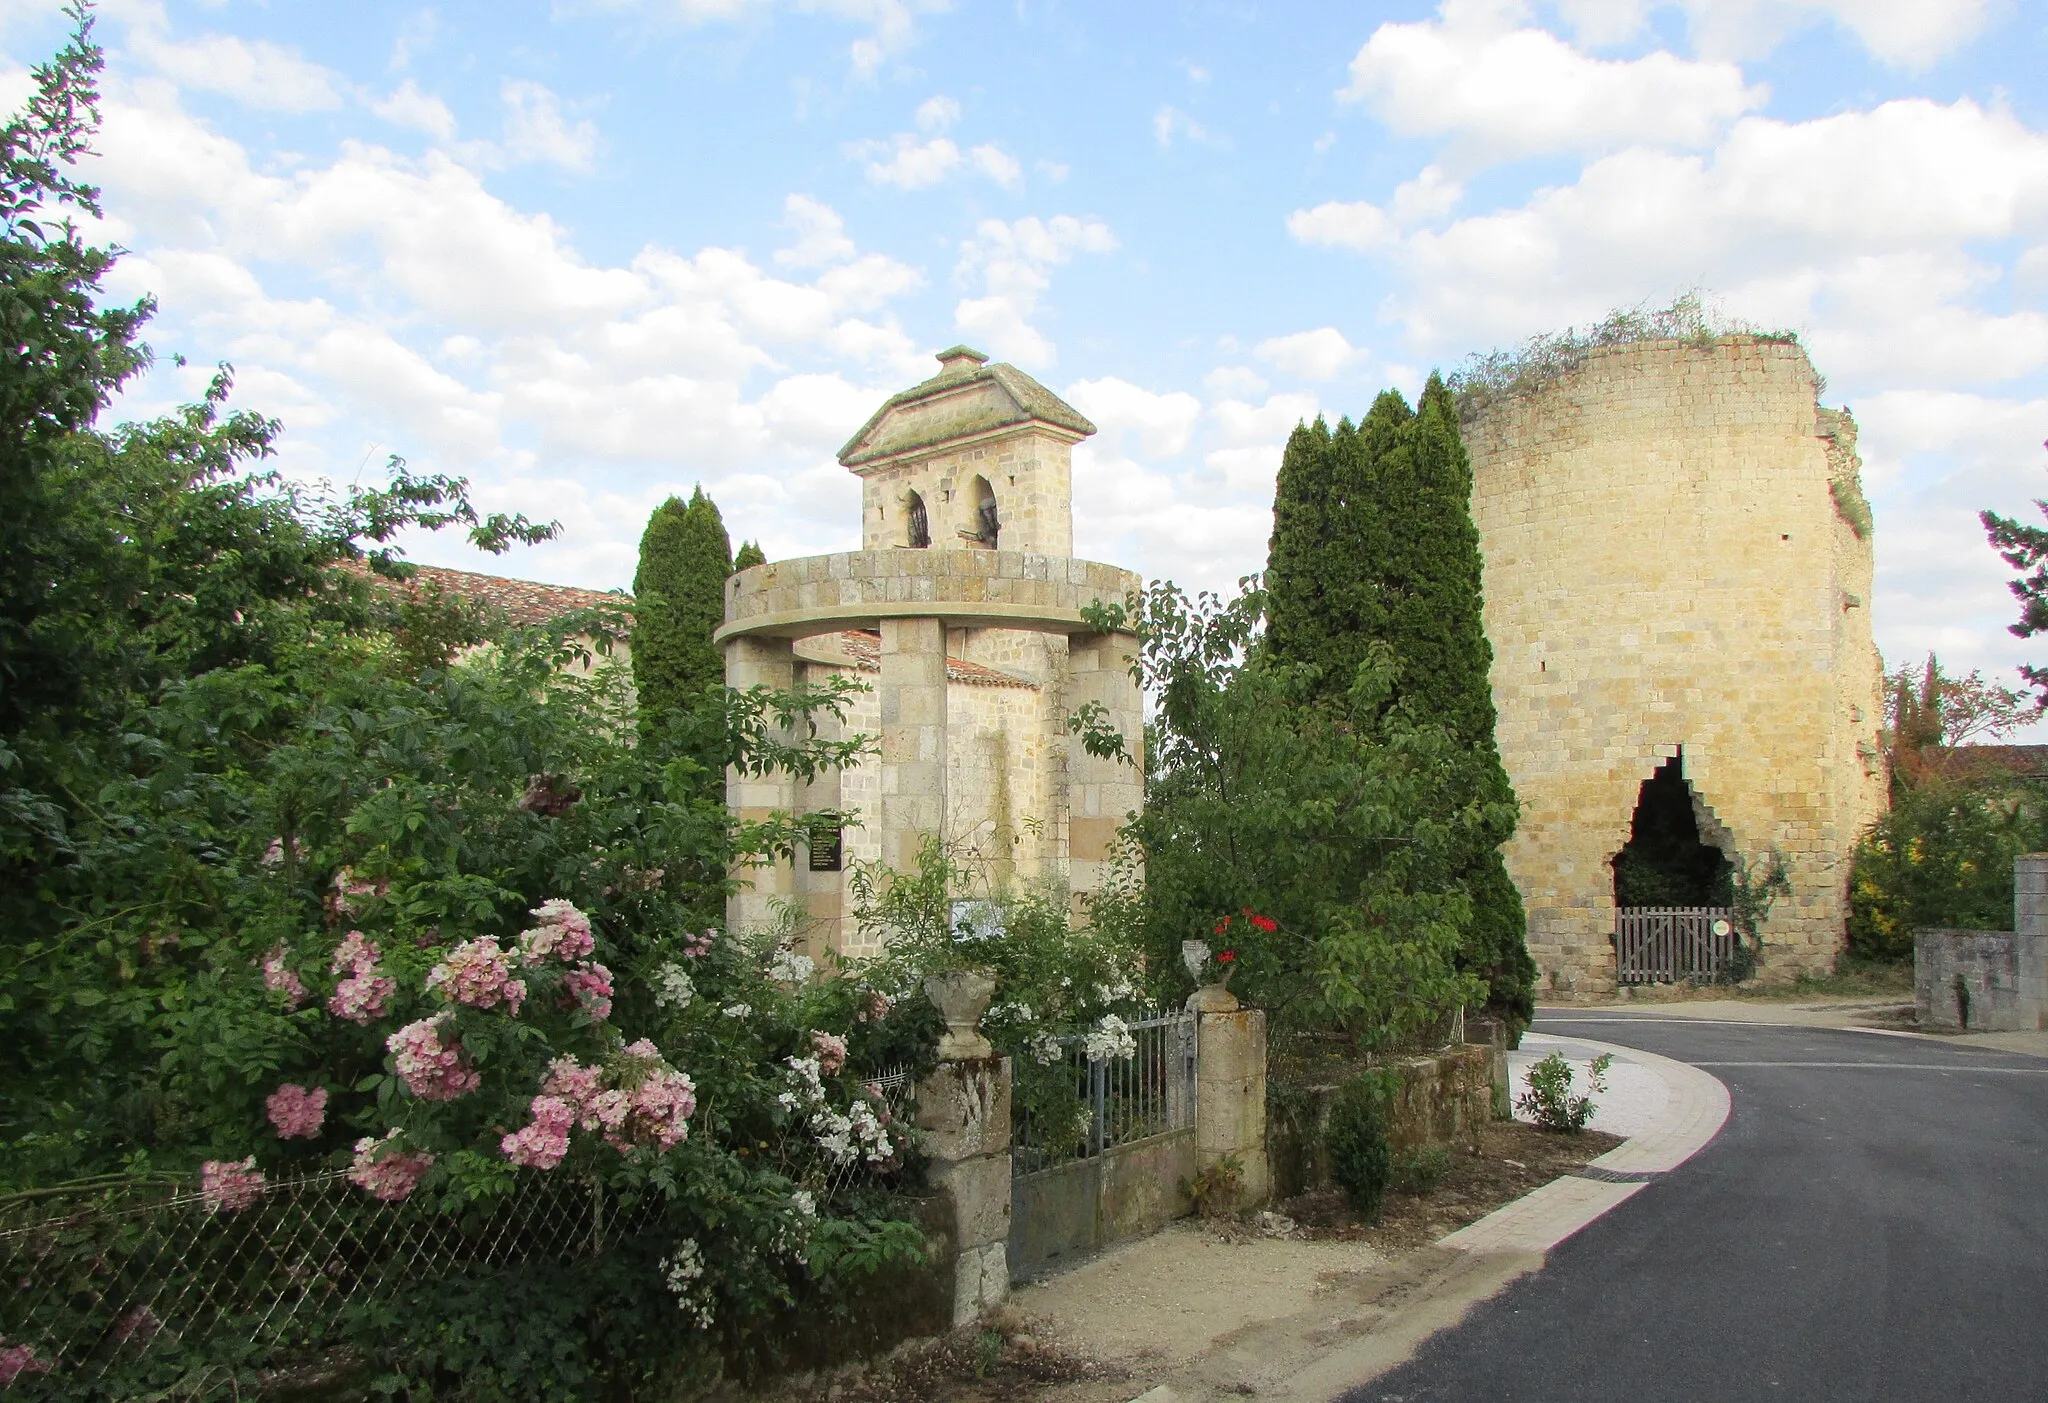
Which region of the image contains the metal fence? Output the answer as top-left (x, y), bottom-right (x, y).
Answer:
top-left (1010, 1010), bottom-right (1198, 1177)
top-left (1615, 906), bottom-right (1737, 984)
top-left (0, 1167), bottom-right (643, 1396)
top-left (0, 1072), bottom-right (919, 1396)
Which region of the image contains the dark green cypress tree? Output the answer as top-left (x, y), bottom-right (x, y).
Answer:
top-left (1262, 375), bottom-right (1535, 1027)
top-left (632, 486), bottom-right (732, 729)
top-left (732, 539), bottom-right (766, 571)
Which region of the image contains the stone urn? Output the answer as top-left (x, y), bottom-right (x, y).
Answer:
top-left (924, 969), bottom-right (997, 1060)
top-left (1181, 939), bottom-right (1240, 1013)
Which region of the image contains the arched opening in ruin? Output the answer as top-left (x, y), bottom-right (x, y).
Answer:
top-left (970, 475), bottom-right (1000, 549)
top-left (906, 489), bottom-right (930, 548)
top-left (1611, 752), bottom-right (1733, 909)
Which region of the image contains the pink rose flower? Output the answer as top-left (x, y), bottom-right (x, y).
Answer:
top-left (262, 946), bottom-right (307, 1007)
top-left (517, 899), bottom-right (595, 964)
top-left (349, 1130), bottom-right (434, 1202)
top-left (0, 1339), bottom-right (52, 1385)
top-left (810, 1030), bottom-right (849, 1075)
top-left (427, 936), bottom-right (525, 1014)
top-left (387, 1013), bottom-right (480, 1101)
top-left (266, 1083), bottom-right (328, 1139)
top-left (501, 1095), bottom-right (576, 1169)
top-left (200, 1157), bottom-right (266, 1213)
top-left (562, 962), bottom-right (613, 1020)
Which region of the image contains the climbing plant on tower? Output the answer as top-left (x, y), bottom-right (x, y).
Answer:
top-left (631, 486), bottom-right (733, 732)
top-left (1264, 374), bottom-right (1536, 1030)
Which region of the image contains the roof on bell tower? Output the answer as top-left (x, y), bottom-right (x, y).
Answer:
top-left (837, 346), bottom-right (1096, 469)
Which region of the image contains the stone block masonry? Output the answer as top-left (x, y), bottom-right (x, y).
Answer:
top-left (1464, 336), bottom-right (1887, 993)
top-left (1915, 855), bottom-right (2048, 1032)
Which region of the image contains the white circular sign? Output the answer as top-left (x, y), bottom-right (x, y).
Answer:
top-left (1711, 919), bottom-right (1732, 937)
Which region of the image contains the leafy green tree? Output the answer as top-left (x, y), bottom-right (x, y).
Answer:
top-left (632, 487), bottom-right (733, 727)
top-left (1262, 375), bottom-right (1534, 1027)
top-left (1087, 581), bottom-right (1489, 1048)
top-left (733, 539), bottom-right (766, 571)
top-left (1849, 773), bottom-right (2048, 959)
top-left (1983, 458), bottom-right (2048, 708)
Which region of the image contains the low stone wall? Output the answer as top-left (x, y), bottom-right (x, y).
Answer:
top-left (1914, 855), bottom-right (2048, 1033)
top-left (1916, 929), bottom-right (2048, 1031)
top-left (1266, 1043), bottom-right (1505, 1201)
top-left (1008, 1128), bottom-right (1197, 1281)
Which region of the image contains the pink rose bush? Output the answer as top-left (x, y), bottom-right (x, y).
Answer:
top-left (261, 945), bottom-right (306, 1006)
top-left (349, 1130), bottom-right (434, 1202)
top-left (501, 1095), bottom-right (576, 1169)
top-left (387, 1013), bottom-right (479, 1102)
top-left (426, 936), bottom-right (526, 1014)
top-left (499, 1047), bottom-right (696, 1168)
top-left (518, 899), bottom-right (594, 964)
top-left (810, 1030), bottom-right (848, 1074)
top-left (563, 962), bottom-right (614, 1020)
top-left (200, 1157), bottom-right (266, 1213)
top-left (681, 927), bottom-right (717, 958)
top-left (327, 930), bottom-right (394, 1024)
top-left (266, 1083), bottom-right (327, 1139)
top-left (0, 1338), bottom-right (51, 1385)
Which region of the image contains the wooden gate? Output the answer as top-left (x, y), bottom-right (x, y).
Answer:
top-left (1615, 907), bottom-right (1737, 984)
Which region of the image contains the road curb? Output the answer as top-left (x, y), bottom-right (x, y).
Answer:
top-left (1436, 1034), bottom-right (1729, 1254)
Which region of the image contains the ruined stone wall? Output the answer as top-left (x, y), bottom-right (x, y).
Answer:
top-left (1463, 336), bottom-right (1886, 993)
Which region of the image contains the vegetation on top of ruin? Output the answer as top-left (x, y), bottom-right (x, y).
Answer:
top-left (1447, 292), bottom-right (1804, 421)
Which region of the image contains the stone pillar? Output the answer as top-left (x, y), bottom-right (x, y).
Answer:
top-left (880, 617), bottom-right (948, 872)
top-left (1191, 990), bottom-right (1269, 1206)
top-left (914, 1055), bottom-right (1012, 1326)
top-left (1065, 630), bottom-right (1143, 899)
top-left (725, 635), bottom-right (797, 937)
top-left (795, 699), bottom-right (845, 959)
top-left (2015, 854), bottom-right (2048, 1030)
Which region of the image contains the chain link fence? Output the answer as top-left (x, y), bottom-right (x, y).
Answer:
top-left (0, 1166), bottom-right (650, 1396)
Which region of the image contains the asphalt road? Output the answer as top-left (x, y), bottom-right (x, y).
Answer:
top-left (1341, 1013), bottom-right (2048, 1403)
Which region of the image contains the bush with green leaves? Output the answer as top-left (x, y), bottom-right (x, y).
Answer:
top-left (1325, 1077), bottom-right (1393, 1221)
top-left (1082, 579), bottom-right (1490, 1051)
top-left (0, 17), bottom-right (931, 1395)
top-left (1515, 1051), bottom-right (1612, 1133)
top-left (1849, 773), bottom-right (2048, 960)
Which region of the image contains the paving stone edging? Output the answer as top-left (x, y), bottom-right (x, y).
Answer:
top-left (1436, 1035), bottom-right (1730, 1255)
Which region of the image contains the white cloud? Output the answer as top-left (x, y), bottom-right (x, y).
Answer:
top-left (1152, 104), bottom-right (1216, 149)
top-left (775, 193), bottom-right (856, 268)
top-left (373, 79), bottom-right (457, 141)
top-left (1546, 0), bottom-right (1990, 68)
top-left (952, 214), bottom-right (1117, 368)
top-left (82, 73), bottom-right (934, 592)
top-left (1287, 200), bottom-right (1397, 252)
top-left (851, 100), bottom-right (1023, 192)
top-left (915, 93), bottom-right (960, 131)
top-left (1204, 365), bottom-right (1268, 398)
top-left (498, 80), bottom-right (600, 171)
top-left (1254, 327), bottom-right (1366, 381)
top-left (1064, 377), bottom-right (1203, 458)
top-left (573, 0), bottom-right (945, 78)
top-left (855, 132), bottom-right (962, 189)
top-left (139, 32), bottom-right (345, 112)
top-left (970, 143), bottom-right (1023, 191)
top-left (1341, 4), bottom-right (1764, 165)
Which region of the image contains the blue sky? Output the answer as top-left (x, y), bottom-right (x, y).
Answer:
top-left (5, 0), bottom-right (2048, 718)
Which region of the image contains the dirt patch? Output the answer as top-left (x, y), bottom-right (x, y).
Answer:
top-left (1272, 1120), bottom-right (1622, 1253)
top-left (750, 1122), bottom-right (1622, 1402)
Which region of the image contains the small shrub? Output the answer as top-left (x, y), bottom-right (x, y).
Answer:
top-left (1325, 1077), bottom-right (1393, 1221)
top-left (1390, 1145), bottom-right (1452, 1196)
top-left (1180, 1154), bottom-right (1245, 1219)
top-left (1516, 1051), bottom-right (1612, 1133)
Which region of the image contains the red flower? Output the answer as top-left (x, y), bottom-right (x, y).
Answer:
top-left (1219, 950), bottom-right (1236, 963)
top-left (1250, 914), bottom-right (1277, 932)
top-left (1213, 918), bottom-right (1230, 934)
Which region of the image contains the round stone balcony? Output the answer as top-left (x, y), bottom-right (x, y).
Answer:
top-left (715, 549), bottom-right (1143, 644)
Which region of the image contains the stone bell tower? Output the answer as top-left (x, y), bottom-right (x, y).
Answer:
top-left (717, 347), bottom-right (1144, 949)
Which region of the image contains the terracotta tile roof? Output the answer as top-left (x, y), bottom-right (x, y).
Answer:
top-left (1918, 745), bottom-right (2048, 781)
top-left (812, 630), bottom-right (1038, 690)
top-left (345, 561), bottom-right (631, 628)
top-left (349, 567), bottom-right (1035, 689)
